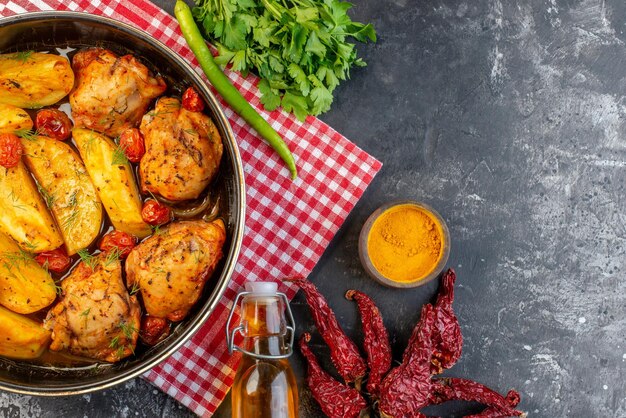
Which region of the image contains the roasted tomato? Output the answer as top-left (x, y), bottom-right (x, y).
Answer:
top-left (141, 200), bottom-right (171, 226)
top-left (35, 248), bottom-right (71, 273)
top-left (98, 230), bottom-right (137, 259)
top-left (140, 316), bottom-right (170, 345)
top-left (119, 128), bottom-right (145, 163)
top-left (0, 133), bottom-right (23, 168)
top-left (35, 109), bottom-right (72, 141)
top-left (182, 87), bottom-right (205, 112)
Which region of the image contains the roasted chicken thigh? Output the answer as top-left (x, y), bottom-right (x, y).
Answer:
top-left (70, 48), bottom-right (166, 138)
top-left (125, 219), bottom-right (226, 322)
top-left (139, 97), bottom-right (223, 201)
top-left (44, 254), bottom-right (141, 362)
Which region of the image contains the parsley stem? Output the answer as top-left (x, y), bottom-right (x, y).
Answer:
top-left (260, 0), bottom-right (284, 21)
top-left (174, 0), bottom-right (298, 180)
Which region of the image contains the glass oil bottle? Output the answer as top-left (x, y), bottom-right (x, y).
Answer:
top-left (227, 282), bottom-right (298, 418)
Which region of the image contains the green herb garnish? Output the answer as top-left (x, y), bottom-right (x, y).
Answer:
top-left (111, 143), bottom-right (129, 166)
top-left (61, 209), bottom-right (79, 232)
top-left (14, 128), bottom-right (39, 141)
top-left (11, 50), bottom-right (34, 62)
top-left (0, 249), bottom-right (34, 272)
top-left (129, 282), bottom-right (141, 296)
top-left (119, 321), bottom-right (138, 340)
top-left (103, 247), bottom-right (122, 267)
top-left (191, 0), bottom-right (376, 120)
top-left (36, 181), bottom-right (55, 209)
top-left (77, 249), bottom-right (97, 270)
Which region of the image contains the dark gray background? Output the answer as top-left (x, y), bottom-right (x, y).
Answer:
top-left (2, 0), bottom-right (626, 416)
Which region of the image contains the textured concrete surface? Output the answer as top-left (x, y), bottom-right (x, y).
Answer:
top-left (3, 0), bottom-right (626, 417)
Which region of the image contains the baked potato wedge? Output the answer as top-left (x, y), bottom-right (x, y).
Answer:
top-left (0, 103), bottom-right (33, 133)
top-left (0, 161), bottom-right (64, 252)
top-left (0, 305), bottom-right (51, 359)
top-left (0, 51), bottom-right (74, 108)
top-left (73, 128), bottom-right (151, 238)
top-left (21, 135), bottom-right (103, 255)
top-left (0, 231), bottom-right (57, 314)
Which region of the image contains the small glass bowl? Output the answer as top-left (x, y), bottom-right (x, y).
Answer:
top-left (358, 200), bottom-right (451, 288)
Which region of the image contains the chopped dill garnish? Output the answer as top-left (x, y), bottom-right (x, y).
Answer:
top-left (163, 100), bottom-right (181, 109)
top-left (146, 109), bottom-right (172, 118)
top-left (109, 335), bottom-right (120, 349)
top-left (77, 248), bottom-right (97, 270)
top-left (11, 50), bottom-right (34, 62)
top-left (14, 128), bottom-right (39, 141)
top-left (119, 321), bottom-right (138, 340)
top-left (61, 209), bottom-right (79, 232)
top-left (50, 282), bottom-right (63, 296)
top-left (111, 144), bottom-right (128, 166)
top-left (36, 182), bottom-right (55, 208)
top-left (21, 241), bottom-right (37, 252)
top-left (11, 202), bottom-right (26, 211)
top-left (0, 248), bottom-right (34, 272)
top-left (80, 308), bottom-right (91, 323)
top-left (60, 190), bottom-right (80, 232)
top-left (7, 189), bottom-right (18, 202)
top-left (82, 132), bottom-right (99, 156)
top-left (129, 282), bottom-right (140, 296)
top-left (103, 247), bottom-right (122, 267)
top-left (6, 189), bottom-right (27, 210)
top-left (67, 190), bottom-right (78, 208)
top-left (192, 249), bottom-right (202, 264)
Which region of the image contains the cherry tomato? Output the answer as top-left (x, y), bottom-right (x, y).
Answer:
top-left (98, 230), bottom-right (137, 259)
top-left (35, 109), bottom-right (73, 141)
top-left (140, 316), bottom-right (170, 345)
top-left (119, 128), bottom-right (145, 163)
top-left (0, 133), bottom-right (23, 169)
top-left (141, 200), bottom-right (171, 226)
top-left (182, 87), bottom-right (205, 112)
top-left (35, 248), bottom-right (71, 273)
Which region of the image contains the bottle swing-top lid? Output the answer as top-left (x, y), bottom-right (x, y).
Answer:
top-left (226, 281), bottom-right (296, 359)
top-left (244, 281), bottom-right (278, 295)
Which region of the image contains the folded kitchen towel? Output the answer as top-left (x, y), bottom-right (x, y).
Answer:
top-left (0, 0), bottom-right (382, 415)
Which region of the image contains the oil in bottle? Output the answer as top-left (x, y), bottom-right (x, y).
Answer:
top-left (230, 282), bottom-right (298, 418)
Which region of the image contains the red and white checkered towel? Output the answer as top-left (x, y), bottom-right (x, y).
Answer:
top-left (0, 0), bottom-right (382, 415)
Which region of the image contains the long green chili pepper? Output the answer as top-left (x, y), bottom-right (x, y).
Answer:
top-left (174, 0), bottom-right (298, 180)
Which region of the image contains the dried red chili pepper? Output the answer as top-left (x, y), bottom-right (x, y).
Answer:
top-left (299, 333), bottom-right (368, 418)
top-left (378, 304), bottom-right (436, 418)
top-left (431, 268), bottom-right (463, 374)
top-left (287, 277), bottom-right (367, 384)
top-left (431, 378), bottom-right (524, 417)
top-left (345, 289), bottom-right (392, 397)
top-left (464, 390), bottom-right (522, 418)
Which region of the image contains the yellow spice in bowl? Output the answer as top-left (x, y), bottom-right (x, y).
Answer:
top-left (367, 204), bottom-right (444, 283)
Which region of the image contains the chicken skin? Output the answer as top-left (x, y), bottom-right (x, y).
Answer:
top-left (139, 97), bottom-right (223, 201)
top-left (125, 219), bottom-right (226, 322)
top-left (70, 48), bottom-right (166, 138)
top-left (43, 254), bottom-right (141, 362)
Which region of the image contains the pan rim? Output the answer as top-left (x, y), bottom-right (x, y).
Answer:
top-left (0, 10), bottom-right (246, 396)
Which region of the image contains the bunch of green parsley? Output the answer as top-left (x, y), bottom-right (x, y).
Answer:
top-left (192, 0), bottom-right (376, 121)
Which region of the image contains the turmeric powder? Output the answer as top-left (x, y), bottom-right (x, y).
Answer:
top-left (367, 204), bottom-right (445, 283)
